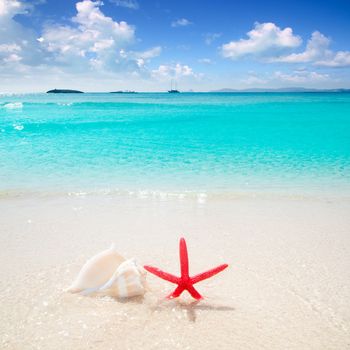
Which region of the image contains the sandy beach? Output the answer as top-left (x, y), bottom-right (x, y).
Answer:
top-left (1, 193), bottom-right (349, 349)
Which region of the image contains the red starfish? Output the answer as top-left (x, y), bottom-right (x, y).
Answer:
top-left (144, 237), bottom-right (228, 300)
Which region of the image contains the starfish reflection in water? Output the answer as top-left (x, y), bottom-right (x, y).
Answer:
top-left (144, 237), bottom-right (228, 300)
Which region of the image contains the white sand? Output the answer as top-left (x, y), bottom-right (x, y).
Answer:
top-left (0, 194), bottom-right (350, 349)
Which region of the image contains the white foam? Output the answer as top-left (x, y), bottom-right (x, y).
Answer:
top-left (197, 193), bottom-right (208, 204)
top-left (57, 102), bottom-right (73, 106)
top-left (4, 102), bottom-right (23, 109)
top-left (13, 123), bottom-right (24, 131)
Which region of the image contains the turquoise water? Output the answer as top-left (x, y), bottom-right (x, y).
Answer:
top-left (1, 92), bottom-right (350, 196)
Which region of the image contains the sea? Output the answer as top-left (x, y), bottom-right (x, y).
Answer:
top-left (1, 92), bottom-right (350, 198)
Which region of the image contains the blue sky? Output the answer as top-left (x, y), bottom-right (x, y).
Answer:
top-left (1, 0), bottom-right (350, 92)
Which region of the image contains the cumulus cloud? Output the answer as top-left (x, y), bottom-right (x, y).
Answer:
top-left (0, 0), bottom-right (42, 66)
top-left (273, 31), bottom-right (332, 63)
top-left (270, 31), bottom-right (350, 67)
top-left (0, 43), bottom-right (21, 53)
top-left (152, 63), bottom-right (199, 81)
top-left (0, 0), bottom-right (140, 72)
top-left (0, 0), bottom-right (27, 17)
top-left (171, 18), bottom-right (192, 27)
top-left (0, 0), bottom-right (204, 92)
top-left (39, 0), bottom-right (135, 70)
top-left (0, 0), bottom-right (171, 91)
top-left (137, 46), bottom-right (162, 59)
top-left (316, 51), bottom-right (350, 67)
top-left (110, 0), bottom-right (139, 10)
top-left (222, 23), bottom-right (350, 68)
top-left (221, 22), bottom-right (301, 59)
top-left (121, 46), bottom-right (162, 68)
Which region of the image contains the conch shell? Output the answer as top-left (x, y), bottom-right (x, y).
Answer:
top-left (99, 259), bottom-right (147, 298)
top-left (67, 244), bottom-right (146, 298)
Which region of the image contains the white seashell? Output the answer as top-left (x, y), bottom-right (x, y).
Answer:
top-left (99, 259), bottom-right (147, 298)
top-left (67, 244), bottom-right (125, 294)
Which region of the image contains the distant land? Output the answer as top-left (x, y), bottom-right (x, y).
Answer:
top-left (46, 89), bottom-right (84, 93)
top-left (210, 87), bottom-right (350, 93)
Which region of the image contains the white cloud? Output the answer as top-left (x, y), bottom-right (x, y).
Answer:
top-left (171, 18), bottom-right (192, 27)
top-left (0, 0), bottom-right (27, 17)
top-left (0, 1), bottom-right (205, 92)
top-left (152, 63), bottom-right (199, 81)
top-left (110, 0), bottom-right (139, 10)
top-left (0, 0), bottom-right (42, 66)
top-left (204, 32), bottom-right (221, 45)
top-left (274, 70), bottom-right (329, 83)
top-left (137, 46), bottom-right (162, 59)
top-left (273, 31), bottom-right (331, 63)
top-left (316, 51), bottom-right (350, 67)
top-left (222, 23), bottom-right (350, 69)
top-left (0, 0), bottom-right (166, 92)
top-left (271, 31), bottom-right (350, 67)
top-left (39, 0), bottom-right (135, 70)
top-left (3, 53), bottom-right (22, 62)
top-left (120, 46), bottom-right (162, 67)
top-left (0, 43), bottom-right (21, 52)
top-left (221, 22), bottom-right (301, 59)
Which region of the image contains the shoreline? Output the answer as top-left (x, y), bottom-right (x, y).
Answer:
top-left (2, 185), bottom-right (350, 202)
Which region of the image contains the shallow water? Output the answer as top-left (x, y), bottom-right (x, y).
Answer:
top-left (1, 92), bottom-right (350, 196)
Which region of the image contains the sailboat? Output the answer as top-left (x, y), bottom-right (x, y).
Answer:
top-left (168, 79), bottom-right (180, 93)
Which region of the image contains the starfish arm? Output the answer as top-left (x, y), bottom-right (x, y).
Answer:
top-left (186, 285), bottom-right (203, 300)
top-left (179, 237), bottom-right (189, 278)
top-left (191, 264), bottom-right (229, 284)
top-left (167, 285), bottom-right (185, 299)
top-left (143, 265), bottom-right (180, 284)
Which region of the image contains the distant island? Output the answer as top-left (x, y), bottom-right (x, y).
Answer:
top-left (46, 89), bottom-right (84, 93)
top-left (210, 87), bottom-right (350, 93)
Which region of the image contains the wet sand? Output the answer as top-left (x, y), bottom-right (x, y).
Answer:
top-left (0, 194), bottom-right (349, 349)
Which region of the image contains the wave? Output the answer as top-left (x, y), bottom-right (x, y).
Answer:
top-left (2, 102), bottom-right (23, 109)
top-left (1, 101), bottom-right (74, 107)
top-left (56, 102), bottom-right (73, 106)
top-left (12, 123), bottom-right (24, 131)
